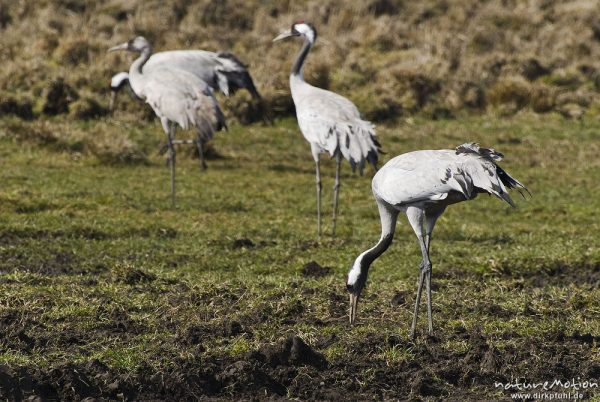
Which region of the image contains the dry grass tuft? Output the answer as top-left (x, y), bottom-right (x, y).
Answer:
top-left (487, 76), bottom-right (532, 114)
top-left (42, 78), bottom-right (79, 116)
top-left (83, 125), bottom-right (148, 165)
top-left (69, 97), bottom-right (109, 120)
top-left (0, 0), bottom-right (599, 122)
top-left (0, 96), bottom-right (35, 120)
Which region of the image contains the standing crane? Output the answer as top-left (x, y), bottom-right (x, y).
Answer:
top-left (108, 50), bottom-right (266, 118)
top-left (109, 37), bottom-right (227, 206)
top-left (346, 143), bottom-right (529, 338)
top-left (109, 49), bottom-right (268, 167)
top-left (273, 22), bottom-right (381, 238)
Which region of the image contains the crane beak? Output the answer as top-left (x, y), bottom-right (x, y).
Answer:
top-left (108, 42), bottom-right (129, 52)
top-left (349, 292), bottom-right (359, 325)
top-left (273, 30), bottom-right (294, 42)
top-left (109, 90), bottom-right (117, 113)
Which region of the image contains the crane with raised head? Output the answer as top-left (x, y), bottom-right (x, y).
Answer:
top-left (109, 37), bottom-right (227, 206)
top-left (273, 22), bottom-right (381, 239)
top-left (346, 143), bottom-right (529, 338)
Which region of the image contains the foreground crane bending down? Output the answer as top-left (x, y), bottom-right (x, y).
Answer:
top-left (274, 22), bottom-right (381, 238)
top-left (346, 143), bottom-right (529, 338)
top-left (109, 50), bottom-right (264, 115)
top-left (109, 37), bottom-right (226, 206)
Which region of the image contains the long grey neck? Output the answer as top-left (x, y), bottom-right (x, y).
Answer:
top-left (130, 47), bottom-right (151, 76)
top-left (358, 200), bottom-right (398, 274)
top-left (362, 231), bottom-right (394, 268)
top-left (291, 38), bottom-right (312, 78)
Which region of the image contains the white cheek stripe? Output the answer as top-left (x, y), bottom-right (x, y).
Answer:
top-left (347, 256), bottom-right (363, 285)
top-left (295, 23), bottom-right (314, 43)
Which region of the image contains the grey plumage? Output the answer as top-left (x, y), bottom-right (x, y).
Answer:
top-left (274, 22), bottom-right (382, 238)
top-left (347, 143), bottom-right (528, 338)
top-left (108, 37), bottom-right (227, 206)
top-left (109, 49), bottom-right (263, 113)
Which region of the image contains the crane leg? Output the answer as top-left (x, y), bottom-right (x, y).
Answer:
top-left (315, 158), bottom-right (322, 240)
top-left (195, 134), bottom-right (207, 171)
top-left (411, 260), bottom-right (428, 339)
top-left (332, 152), bottom-right (341, 237)
top-left (423, 208), bottom-right (443, 336)
top-left (167, 123), bottom-right (176, 207)
top-left (407, 207), bottom-right (433, 339)
top-left (424, 234), bottom-right (433, 335)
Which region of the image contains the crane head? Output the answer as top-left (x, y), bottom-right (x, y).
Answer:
top-left (110, 72), bottom-right (130, 91)
top-left (109, 72), bottom-right (130, 112)
top-left (273, 22), bottom-right (317, 44)
top-left (108, 36), bottom-right (151, 54)
top-left (346, 257), bottom-right (368, 325)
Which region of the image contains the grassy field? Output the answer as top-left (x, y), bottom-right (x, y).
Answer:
top-left (0, 112), bottom-right (598, 400)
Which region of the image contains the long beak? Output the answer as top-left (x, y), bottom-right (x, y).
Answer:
top-left (349, 293), bottom-right (359, 325)
top-left (273, 31), bottom-right (294, 42)
top-left (108, 43), bottom-right (128, 53)
top-left (109, 90), bottom-right (117, 113)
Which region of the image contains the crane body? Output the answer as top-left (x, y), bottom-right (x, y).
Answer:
top-left (274, 22), bottom-right (381, 238)
top-left (109, 37), bottom-right (226, 206)
top-left (346, 143), bottom-right (529, 338)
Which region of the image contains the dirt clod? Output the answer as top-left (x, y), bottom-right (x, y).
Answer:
top-left (232, 238), bottom-right (255, 249)
top-left (301, 261), bottom-right (331, 278)
top-left (390, 290), bottom-right (407, 306)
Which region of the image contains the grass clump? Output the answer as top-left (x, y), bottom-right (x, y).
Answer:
top-left (0, 95), bottom-right (35, 120)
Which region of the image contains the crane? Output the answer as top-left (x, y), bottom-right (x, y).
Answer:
top-left (273, 22), bottom-right (381, 238)
top-left (108, 49), bottom-right (265, 117)
top-left (109, 37), bottom-right (227, 206)
top-left (346, 143), bottom-right (529, 338)
top-left (109, 49), bottom-right (267, 165)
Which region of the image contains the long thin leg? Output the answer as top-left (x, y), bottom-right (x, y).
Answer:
top-left (424, 233), bottom-right (433, 335)
top-left (406, 207), bottom-right (431, 339)
top-left (167, 123), bottom-right (176, 207)
top-left (315, 157), bottom-right (322, 240)
top-left (196, 134), bottom-right (207, 171)
top-left (411, 263), bottom-right (427, 338)
top-left (423, 207), bottom-right (444, 335)
top-left (332, 152), bottom-right (341, 237)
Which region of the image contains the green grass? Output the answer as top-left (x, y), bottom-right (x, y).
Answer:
top-left (0, 113), bottom-right (598, 399)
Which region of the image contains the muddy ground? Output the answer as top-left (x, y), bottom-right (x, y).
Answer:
top-left (0, 256), bottom-right (598, 401)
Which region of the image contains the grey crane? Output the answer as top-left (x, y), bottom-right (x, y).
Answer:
top-left (274, 22), bottom-right (381, 238)
top-left (346, 143), bottom-right (529, 338)
top-left (109, 49), bottom-right (266, 165)
top-left (109, 49), bottom-right (264, 117)
top-left (109, 37), bottom-right (227, 206)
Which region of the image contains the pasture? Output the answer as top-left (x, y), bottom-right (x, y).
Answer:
top-left (0, 113), bottom-right (598, 400)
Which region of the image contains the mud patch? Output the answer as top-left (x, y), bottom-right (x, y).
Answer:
top-left (390, 290), bottom-right (408, 306)
top-left (232, 238), bottom-right (255, 249)
top-left (118, 268), bottom-right (157, 285)
top-left (2, 327), bottom-right (598, 400)
top-left (231, 238), bottom-right (277, 249)
top-left (255, 335), bottom-right (328, 370)
top-left (301, 261), bottom-right (331, 278)
top-left (0, 250), bottom-right (100, 276)
top-left (493, 260), bottom-right (600, 288)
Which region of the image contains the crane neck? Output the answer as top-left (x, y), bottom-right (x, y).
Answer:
top-left (130, 47), bottom-right (152, 77)
top-left (347, 202), bottom-right (398, 289)
top-left (291, 38), bottom-right (312, 79)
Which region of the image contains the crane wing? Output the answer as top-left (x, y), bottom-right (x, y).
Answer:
top-left (373, 151), bottom-right (464, 206)
top-left (144, 51), bottom-right (220, 90)
top-left (139, 68), bottom-right (226, 138)
top-left (373, 148), bottom-right (528, 207)
top-left (295, 85), bottom-right (380, 173)
top-left (143, 50), bottom-right (260, 98)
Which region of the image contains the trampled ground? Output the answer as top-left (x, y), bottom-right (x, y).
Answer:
top-left (0, 114), bottom-right (599, 400)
